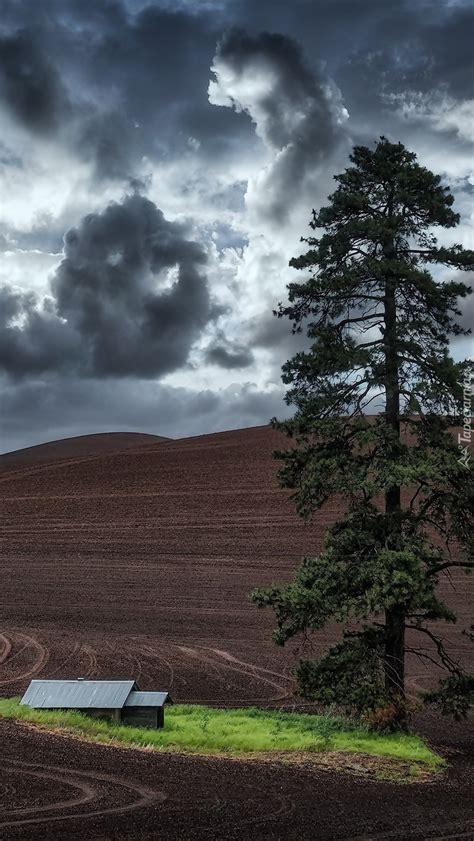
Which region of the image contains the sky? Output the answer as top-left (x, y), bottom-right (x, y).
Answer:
top-left (0, 0), bottom-right (473, 451)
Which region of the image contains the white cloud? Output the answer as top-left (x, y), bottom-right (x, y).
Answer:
top-left (386, 90), bottom-right (474, 143)
top-left (0, 248), bottom-right (61, 296)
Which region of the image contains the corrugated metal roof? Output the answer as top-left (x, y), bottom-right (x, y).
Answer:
top-left (20, 680), bottom-right (137, 709)
top-left (124, 691), bottom-right (171, 707)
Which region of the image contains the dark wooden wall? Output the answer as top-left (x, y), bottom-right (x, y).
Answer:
top-left (42, 706), bottom-right (164, 728)
top-left (122, 706), bottom-right (160, 728)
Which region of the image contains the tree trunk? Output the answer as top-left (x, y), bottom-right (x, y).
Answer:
top-left (383, 228), bottom-right (406, 727)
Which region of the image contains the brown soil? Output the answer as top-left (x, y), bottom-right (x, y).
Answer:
top-left (0, 424), bottom-right (472, 839)
top-left (0, 432), bottom-right (169, 472)
top-left (1, 718), bottom-right (472, 840)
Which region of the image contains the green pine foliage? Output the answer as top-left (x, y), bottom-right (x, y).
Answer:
top-left (252, 138), bottom-right (474, 728)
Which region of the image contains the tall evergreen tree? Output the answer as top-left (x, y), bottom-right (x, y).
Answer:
top-left (252, 138), bottom-right (474, 728)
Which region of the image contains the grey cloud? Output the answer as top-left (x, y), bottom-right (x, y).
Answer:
top-left (209, 28), bottom-right (348, 222)
top-left (375, 2), bottom-right (474, 100)
top-left (250, 312), bottom-right (305, 352)
top-left (204, 332), bottom-right (254, 368)
top-left (0, 1), bottom-right (251, 179)
top-left (1, 0), bottom-right (473, 452)
top-left (2, 1), bottom-right (472, 179)
top-left (0, 374), bottom-right (288, 453)
top-left (3, 209), bottom-right (73, 253)
top-left (245, 309), bottom-right (311, 383)
top-left (215, 1), bottom-right (474, 171)
top-left (327, 2), bottom-right (474, 140)
top-left (88, 4), bottom-right (255, 158)
top-left (0, 141), bottom-right (23, 170)
top-left (0, 30), bottom-right (70, 134)
top-left (0, 285), bottom-right (82, 377)
top-left (211, 29), bottom-right (331, 147)
top-left (456, 274), bottom-right (474, 334)
top-left (0, 285), bottom-right (34, 323)
top-left (0, 26), bottom-right (134, 181)
top-left (227, 1), bottom-right (474, 99)
top-left (0, 194), bottom-right (215, 378)
top-left (75, 110), bottom-right (137, 182)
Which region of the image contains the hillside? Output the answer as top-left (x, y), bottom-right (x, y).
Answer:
top-left (0, 423), bottom-right (473, 841)
top-left (0, 424), bottom-right (471, 708)
top-left (0, 432), bottom-right (169, 472)
top-left (0, 432), bottom-right (170, 473)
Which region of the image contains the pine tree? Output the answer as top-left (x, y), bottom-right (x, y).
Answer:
top-left (252, 138), bottom-right (474, 729)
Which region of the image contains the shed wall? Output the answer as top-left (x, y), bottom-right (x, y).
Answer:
top-left (86, 708), bottom-right (121, 723)
top-left (122, 707), bottom-right (160, 728)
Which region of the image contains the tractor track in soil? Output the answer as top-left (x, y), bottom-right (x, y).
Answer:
top-left (0, 758), bottom-right (165, 829)
top-left (0, 632), bottom-right (49, 686)
top-left (0, 717), bottom-right (472, 841)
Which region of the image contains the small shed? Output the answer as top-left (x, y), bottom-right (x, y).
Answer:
top-left (20, 679), bottom-right (172, 728)
top-left (123, 691), bottom-right (170, 728)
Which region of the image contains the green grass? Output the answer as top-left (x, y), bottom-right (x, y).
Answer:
top-left (0, 698), bottom-right (442, 770)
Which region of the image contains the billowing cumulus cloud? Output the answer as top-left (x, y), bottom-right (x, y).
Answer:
top-left (0, 0), bottom-right (473, 451)
top-left (0, 284), bottom-right (81, 377)
top-left (209, 28), bottom-right (349, 222)
top-left (0, 194), bottom-right (215, 378)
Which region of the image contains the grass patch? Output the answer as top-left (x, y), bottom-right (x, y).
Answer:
top-left (0, 698), bottom-right (442, 772)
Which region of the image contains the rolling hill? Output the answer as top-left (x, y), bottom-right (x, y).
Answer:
top-left (0, 425), bottom-right (472, 840)
top-left (0, 432), bottom-right (169, 473)
top-left (0, 424), bottom-right (471, 706)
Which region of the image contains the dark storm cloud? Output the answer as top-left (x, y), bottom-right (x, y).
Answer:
top-left (311, 1), bottom-right (474, 145)
top-left (77, 111), bottom-right (137, 181)
top-left (215, 1), bottom-right (474, 166)
top-left (211, 28), bottom-right (339, 150)
top-left (1, 0), bottom-right (472, 452)
top-left (0, 0), bottom-right (255, 179)
top-left (209, 28), bottom-right (348, 222)
top-left (1, 0), bottom-right (471, 180)
top-left (0, 30), bottom-right (70, 134)
top-left (226, 0), bottom-right (474, 99)
top-left (0, 25), bottom-right (135, 179)
top-left (204, 332), bottom-right (254, 369)
top-left (0, 285), bottom-right (82, 377)
top-left (244, 309), bottom-right (312, 384)
top-left (250, 312), bottom-right (305, 353)
top-left (0, 374), bottom-right (288, 453)
top-left (0, 194), bottom-right (215, 378)
top-left (0, 141), bottom-right (23, 171)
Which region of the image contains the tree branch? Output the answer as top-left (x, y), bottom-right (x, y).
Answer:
top-left (405, 625), bottom-right (462, 673)
top-left (428, 561), bottom-right (474, 575)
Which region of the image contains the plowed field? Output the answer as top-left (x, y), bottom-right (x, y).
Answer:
top-left (0, 425), bottom-right (472, 839)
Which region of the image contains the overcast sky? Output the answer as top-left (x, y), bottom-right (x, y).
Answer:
top-left (0, 0), bottom-right (473, 451)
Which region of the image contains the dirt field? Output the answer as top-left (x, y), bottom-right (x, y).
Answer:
top-left (0, 432), bottom-right (168, 473)
top-left (0, 425), bottom-right (472, 839)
